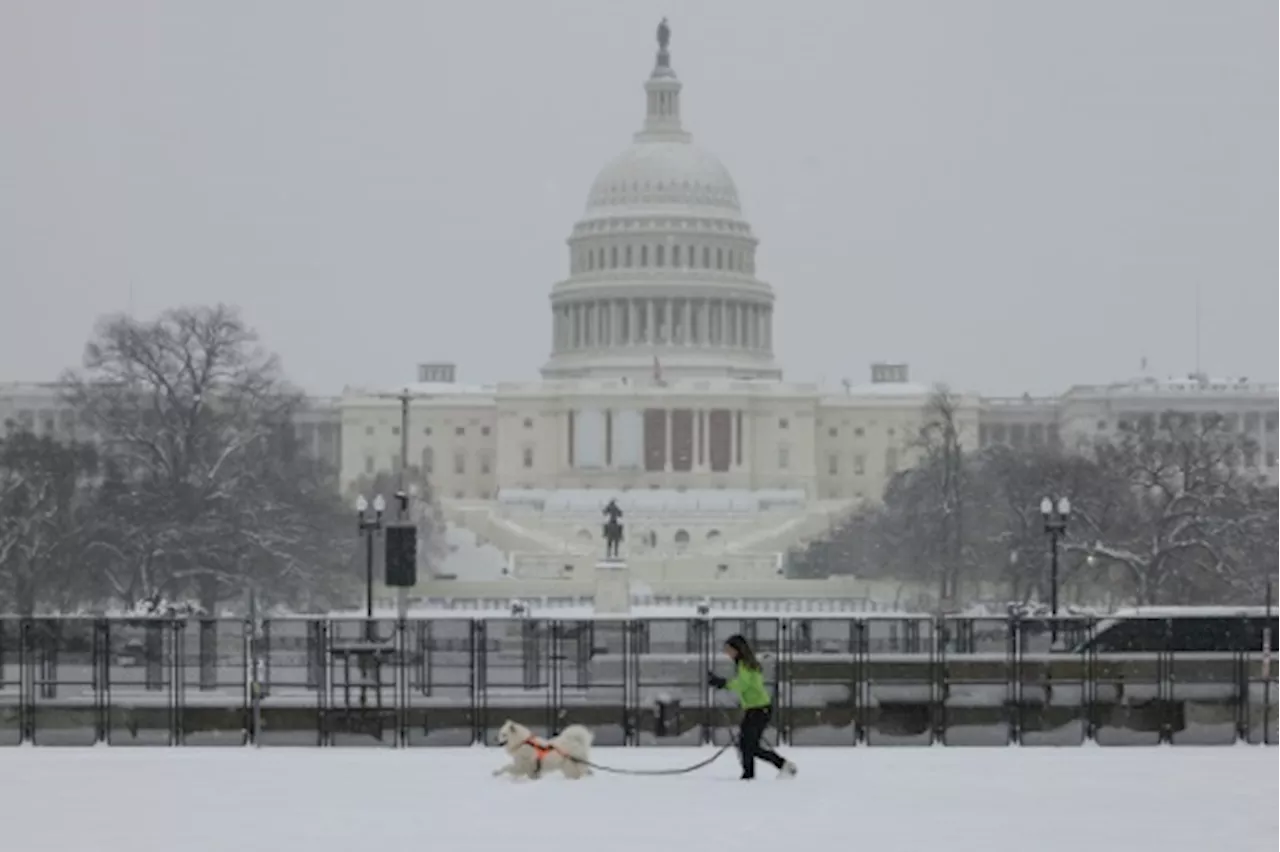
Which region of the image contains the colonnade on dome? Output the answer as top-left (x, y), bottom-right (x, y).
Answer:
top-left (551, 296), bottom-right (773, 355)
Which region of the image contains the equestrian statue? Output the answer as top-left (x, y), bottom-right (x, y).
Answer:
top-left (602, 498), bottom-right (624, 560)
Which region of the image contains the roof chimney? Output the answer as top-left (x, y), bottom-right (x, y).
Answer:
top-left (417, 363), bottom-right (457, 383)
top-left (870, 363), bottom-right (909, 384)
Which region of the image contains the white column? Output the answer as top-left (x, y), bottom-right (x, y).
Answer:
top-left (730, 409), bottom-right (738, 469)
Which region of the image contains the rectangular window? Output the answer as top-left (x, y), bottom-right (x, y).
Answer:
top-left (778, 445), bottom-right (790, 470)
top-left (853, 454), bottom-right (865, 475)
top-left (480, 453), bottom-right (492, 475)
top-left (454, 452), bottom-right (465, 475)
top-left (643, 408), bottom-right (666, 472)
top-left (885, 448), bottom-right (899, 474)
top-left (522, 447), bottom-right (534, 468)
top-left (708, 409), bottom-right (732, 472)
top-left (364, 455), bottom-right (375, 475)
top-left (828, 454), bottom-right (838, 475)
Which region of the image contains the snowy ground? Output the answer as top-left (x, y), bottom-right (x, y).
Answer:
top-left (0, 747), bottom-right (1274, 851)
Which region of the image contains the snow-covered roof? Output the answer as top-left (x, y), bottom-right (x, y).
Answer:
top-left (1065, 376), bottom-right (1278, 399)
top-left (1107, 605), bottom-right (1274, 618)
top-left (342, 382), bottom-right (498, 402)
top-left (497, 488), bottom-right (807, 513)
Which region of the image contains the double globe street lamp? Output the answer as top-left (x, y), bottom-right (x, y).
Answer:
top-left (1040, 496), bottom-right (1071, 642)
top-left (356, 494), bottom-right (387, 624)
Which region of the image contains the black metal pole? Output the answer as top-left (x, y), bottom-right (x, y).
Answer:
top-left (365, 526), bottom-right (375, 622)
top-left (1050, 529), bottom-right (1060, 645)
top-left (1050, 530), bottom-right (1059, 620)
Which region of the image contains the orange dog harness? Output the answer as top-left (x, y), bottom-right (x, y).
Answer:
top-left (524, 736), bottom-right (558, 761)
top-left (523, 736), bottom-right (570, 778)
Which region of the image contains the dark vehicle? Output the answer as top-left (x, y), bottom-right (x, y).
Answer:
top-left (1072, 607), bottom-right (1277, 654)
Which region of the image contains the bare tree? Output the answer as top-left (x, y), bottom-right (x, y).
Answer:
top-left (910, 386), bottom-right (972, 603)
top-left (1077, 412), bottom-right (1267, 605)
top-left (64, 305), bottom-right (354, 611)
top-left (0, 432), bottom-right (97, 613)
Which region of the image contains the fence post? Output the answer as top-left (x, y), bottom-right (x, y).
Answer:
top-left (198, 619), bottom-right (217, 692)
top-left (245, 619), bottom-right (261, 746)
top-left (143, 620), bottom-right (163, 692)
top-left (306, 620), bottom-right (322, 691)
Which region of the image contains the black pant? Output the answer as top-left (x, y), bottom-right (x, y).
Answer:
top-left (738, 707), bottom-right (785, 779)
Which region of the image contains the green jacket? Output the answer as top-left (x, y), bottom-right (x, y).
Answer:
top-left (725, 662), bottom-right (772, 709)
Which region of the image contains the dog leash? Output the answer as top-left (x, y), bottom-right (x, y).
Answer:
top-left (567, 700), bottom-right (778, 777)
top-left (571, 738), bottom-right (738, 777)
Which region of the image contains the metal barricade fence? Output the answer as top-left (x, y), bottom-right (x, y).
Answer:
top-left (0, 615), bottom-right (1273, 747)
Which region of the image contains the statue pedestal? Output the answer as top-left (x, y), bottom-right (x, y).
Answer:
top-left (593, 559), bottom-right (631, 615)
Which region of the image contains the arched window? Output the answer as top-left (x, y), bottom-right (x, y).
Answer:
top-left (625, 245), bottom-right (633, 267)
top-left (672, 245), bottom-right (681, 267)
top-left (716, 248), bottom-right (723, 269)
top-left (640, 245), bottom-right (649, 267)
top-left (655, 244), bottom-right (665, 267)
top-left (703, 246), bottom-right (711, 268)
top-left (610, 246), bottom-right (618, 268)
top-left (688, 246), bottom-right (697, 268)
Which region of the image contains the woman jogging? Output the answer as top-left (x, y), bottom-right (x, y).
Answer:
top-left (707, 634), bottom-right (798, 780)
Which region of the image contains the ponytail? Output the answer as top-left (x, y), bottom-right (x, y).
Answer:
top-left (725, 634), bottom-right (761, 671)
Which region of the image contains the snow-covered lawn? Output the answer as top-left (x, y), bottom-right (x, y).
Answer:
top-left (0, 746), bottom-right (1273, 851)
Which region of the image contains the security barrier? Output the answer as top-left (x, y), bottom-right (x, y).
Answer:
top-left (0, 615), bottom-right (1274, 747)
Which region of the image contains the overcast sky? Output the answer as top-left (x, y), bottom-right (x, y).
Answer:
top-left (1, 1), bottom-right (1275, 396)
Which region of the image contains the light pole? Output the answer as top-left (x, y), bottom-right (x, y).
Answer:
top-left (1039, 496), bottom-right (1070, 642)
top-left (356, 494), bottom-right (386, 626)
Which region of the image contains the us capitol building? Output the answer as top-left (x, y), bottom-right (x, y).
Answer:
top-left (3, 24), bottom-right (1276, 607)
top-left (342, 27), bottom-right (985, 592)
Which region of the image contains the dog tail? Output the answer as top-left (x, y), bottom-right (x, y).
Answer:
top-left (559, 724), bottom-right (594, 752)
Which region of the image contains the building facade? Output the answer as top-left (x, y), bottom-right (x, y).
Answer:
top-left (2, 26), bottom-right (1275, 591)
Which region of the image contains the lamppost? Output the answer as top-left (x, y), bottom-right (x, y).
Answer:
top-left (356, 494), bottom-right (386, 625)
top-left (1039, 496), bottom-right (1070, 642)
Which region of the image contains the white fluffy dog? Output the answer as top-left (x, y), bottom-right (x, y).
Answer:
top-left (492, 720), bottom-right (595, 780)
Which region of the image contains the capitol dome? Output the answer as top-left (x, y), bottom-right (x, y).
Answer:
top-left (541, 20), bottom-right (780, 383)
top-left (585, 142), bottom-right (742, 214)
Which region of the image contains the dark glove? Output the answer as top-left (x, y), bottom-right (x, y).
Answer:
top-left (707, 671), bottom-right (727, 689)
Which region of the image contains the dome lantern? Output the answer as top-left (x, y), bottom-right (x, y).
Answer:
top-left (636, 18), bottom-right (690, 144)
